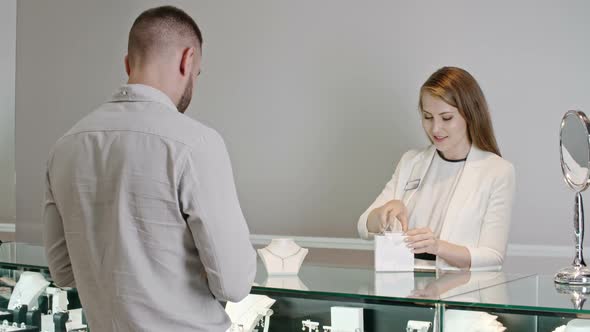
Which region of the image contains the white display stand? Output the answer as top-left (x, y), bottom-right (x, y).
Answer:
top-left (7, 272), bottom-right (49, 310)
top-left (443, 310), bottom-right (505, 332)
top-left (263, 275), bottom-right (309, 291)
top-left (330, 306), bottom-right (363, 332)
top-left (258, 239), bottom-right (308, 276)
top-left (46, 287), bottom-right (69, 313)
top-left (40, 308), bottom-right (87, 332)
top-left (407, 320), bottom-right (431, 332)
top-left (225, 294), bottom-right (275, 332)
top-left (565, 318), bottom-right (590, 331)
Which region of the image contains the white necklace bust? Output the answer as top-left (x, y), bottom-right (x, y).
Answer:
top-left (264, 275), bottom-right (309, 291)
top-left (258, 238), bottom-right (308, 276)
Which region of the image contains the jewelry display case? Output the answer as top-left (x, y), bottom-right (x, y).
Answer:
top-left (0, 243), bottom-right (587, 331)
top-left (443, 274), bottom-right (590, 332)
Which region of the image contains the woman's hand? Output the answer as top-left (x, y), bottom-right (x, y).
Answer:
top-left (367, 200), bottom-right (408, 233)
top-left (405, 227), bottom-right (439, 255)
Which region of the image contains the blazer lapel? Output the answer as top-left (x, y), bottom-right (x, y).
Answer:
top-left (401, 146), bottom-right (437, 206)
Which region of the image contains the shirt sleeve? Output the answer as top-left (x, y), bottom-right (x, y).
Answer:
top-left (357, 157), bottom-right (404, 240)
top-left (466, 163), bottom-right (516, 268)
top-left (43, 164), bottom-right (76, 288)
top-left (178, 131), bottom-right (256, 302)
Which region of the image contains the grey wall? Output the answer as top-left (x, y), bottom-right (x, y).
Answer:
top-left (0, 0), bottom-right (16, 223)
top-left (15, 0), bottom-right (590, 246)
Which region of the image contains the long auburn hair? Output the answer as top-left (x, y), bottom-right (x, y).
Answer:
top-left (419, 66), bottom-right (501, 157)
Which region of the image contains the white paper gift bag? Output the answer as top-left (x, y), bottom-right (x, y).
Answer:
top-left (374, 232), bottom-right (414, 272)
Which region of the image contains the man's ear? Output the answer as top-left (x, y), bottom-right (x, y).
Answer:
top-left (180, 47), bottom-right (195, 78)
top-left (124, 55), bottom-right (131, 76)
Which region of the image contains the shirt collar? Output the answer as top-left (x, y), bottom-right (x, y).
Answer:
top-left (110, 84), bottom-right (178, 112)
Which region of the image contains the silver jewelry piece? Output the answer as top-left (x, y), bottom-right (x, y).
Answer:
top-left (263, 247), bottom-right (302, 270)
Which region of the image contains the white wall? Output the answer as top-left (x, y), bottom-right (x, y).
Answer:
top-left (15, 0), bottom-right (590, 248)
top-left (0, 0), bottom-right (16, 223)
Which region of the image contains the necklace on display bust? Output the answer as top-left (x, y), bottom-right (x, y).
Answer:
top-left (262, 247), bottom-right (303, 270)
top-left (259, 238), bottom-right (308, 275)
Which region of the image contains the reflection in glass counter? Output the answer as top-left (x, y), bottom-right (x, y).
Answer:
top-left (554, 283), bottom-right (590, 310)
top-left (254, 261), bottom-right (527, 304)
top-left (443, 275), bottom-right (590, 331)
top-left (262, 276), bottom-right (309, 291)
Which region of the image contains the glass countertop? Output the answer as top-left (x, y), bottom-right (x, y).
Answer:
top-left (0, 243), bottom-right (556, 310)
top-left (443, 274), bottom-right (590, 315)
top-left (253, 262), bottom-right (530, 304)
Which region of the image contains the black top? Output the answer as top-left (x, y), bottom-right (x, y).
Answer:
top-left (436, 149), bottom-right (467, 163)
top-left (414, 253), bottom-right (436, 261)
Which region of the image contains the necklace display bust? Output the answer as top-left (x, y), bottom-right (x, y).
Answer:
top-left (264, 275), bottom-right (309, 291)
top-left (258, 238), bottom-right (308, 275)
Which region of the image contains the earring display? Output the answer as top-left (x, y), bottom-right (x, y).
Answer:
top-left (0, 312), bottom-right (10, 322)
top-left (0, 320), bottom-right (37, 332)
top-left (301, 319), bottom-right (319, 332)
top-left (0, 305), bottom-right (43, 332)
top-left (258, 238), bottom-right (308, 276)
top-left (225, 294), bottom-right (275, 332)
top-left (12, 305), bottom-right (27, 325)
top-left (406, 320), bottom-right (431, 332)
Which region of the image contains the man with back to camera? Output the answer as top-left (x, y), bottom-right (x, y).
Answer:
top-left (42, 6), bottom-right (257, 331)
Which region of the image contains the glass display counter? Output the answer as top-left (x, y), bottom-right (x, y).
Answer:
top-left (0, 243), bottom-right (587, 331)
top-left (251, 263), bottom-right (528, 331)
top-left (443, 274), bottom-right (590, 331)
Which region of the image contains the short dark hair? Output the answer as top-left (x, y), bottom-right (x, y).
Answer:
top-left (128, 6), bottom-right (203, 63)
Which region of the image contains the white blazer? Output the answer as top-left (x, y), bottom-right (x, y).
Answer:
top-left (358, 145), bottom-right (516, 270)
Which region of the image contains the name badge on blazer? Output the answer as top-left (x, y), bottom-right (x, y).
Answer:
top-left (404, 179), bottom-right (421, 191)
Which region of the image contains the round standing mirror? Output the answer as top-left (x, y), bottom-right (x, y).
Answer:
top-left (555, 110), bottom-right (590, 285)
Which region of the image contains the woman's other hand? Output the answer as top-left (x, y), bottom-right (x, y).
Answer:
top-left (405, 227), bottom-right (439, 255)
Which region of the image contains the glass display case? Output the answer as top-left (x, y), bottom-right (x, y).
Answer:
top-left (251, 262), bottom-right (527, 331)
top-left (0, 243), bottom-right (82, 332)
top-left (443, 274), bottom-right (590, 331)
top-left (0, 243), bottom-right (587, 331)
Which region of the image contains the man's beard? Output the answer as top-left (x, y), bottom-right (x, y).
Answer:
top-left (177, 77), bottom-right (193, 113)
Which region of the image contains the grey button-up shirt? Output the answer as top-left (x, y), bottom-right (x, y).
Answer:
top-left (43, 84), bottom-right (257, 332)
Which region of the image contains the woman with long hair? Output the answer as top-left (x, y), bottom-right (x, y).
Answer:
top-left (358, 67), bottom-right (515, 270)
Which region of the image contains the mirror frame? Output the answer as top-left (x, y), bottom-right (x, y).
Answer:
top-left (560, 110), bottom-right (590, 192)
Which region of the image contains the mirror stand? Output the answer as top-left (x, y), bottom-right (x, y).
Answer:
top-left (555, 110), bottom-right (590, 285)
top-left (555, 192), bottom-right (590, 284)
